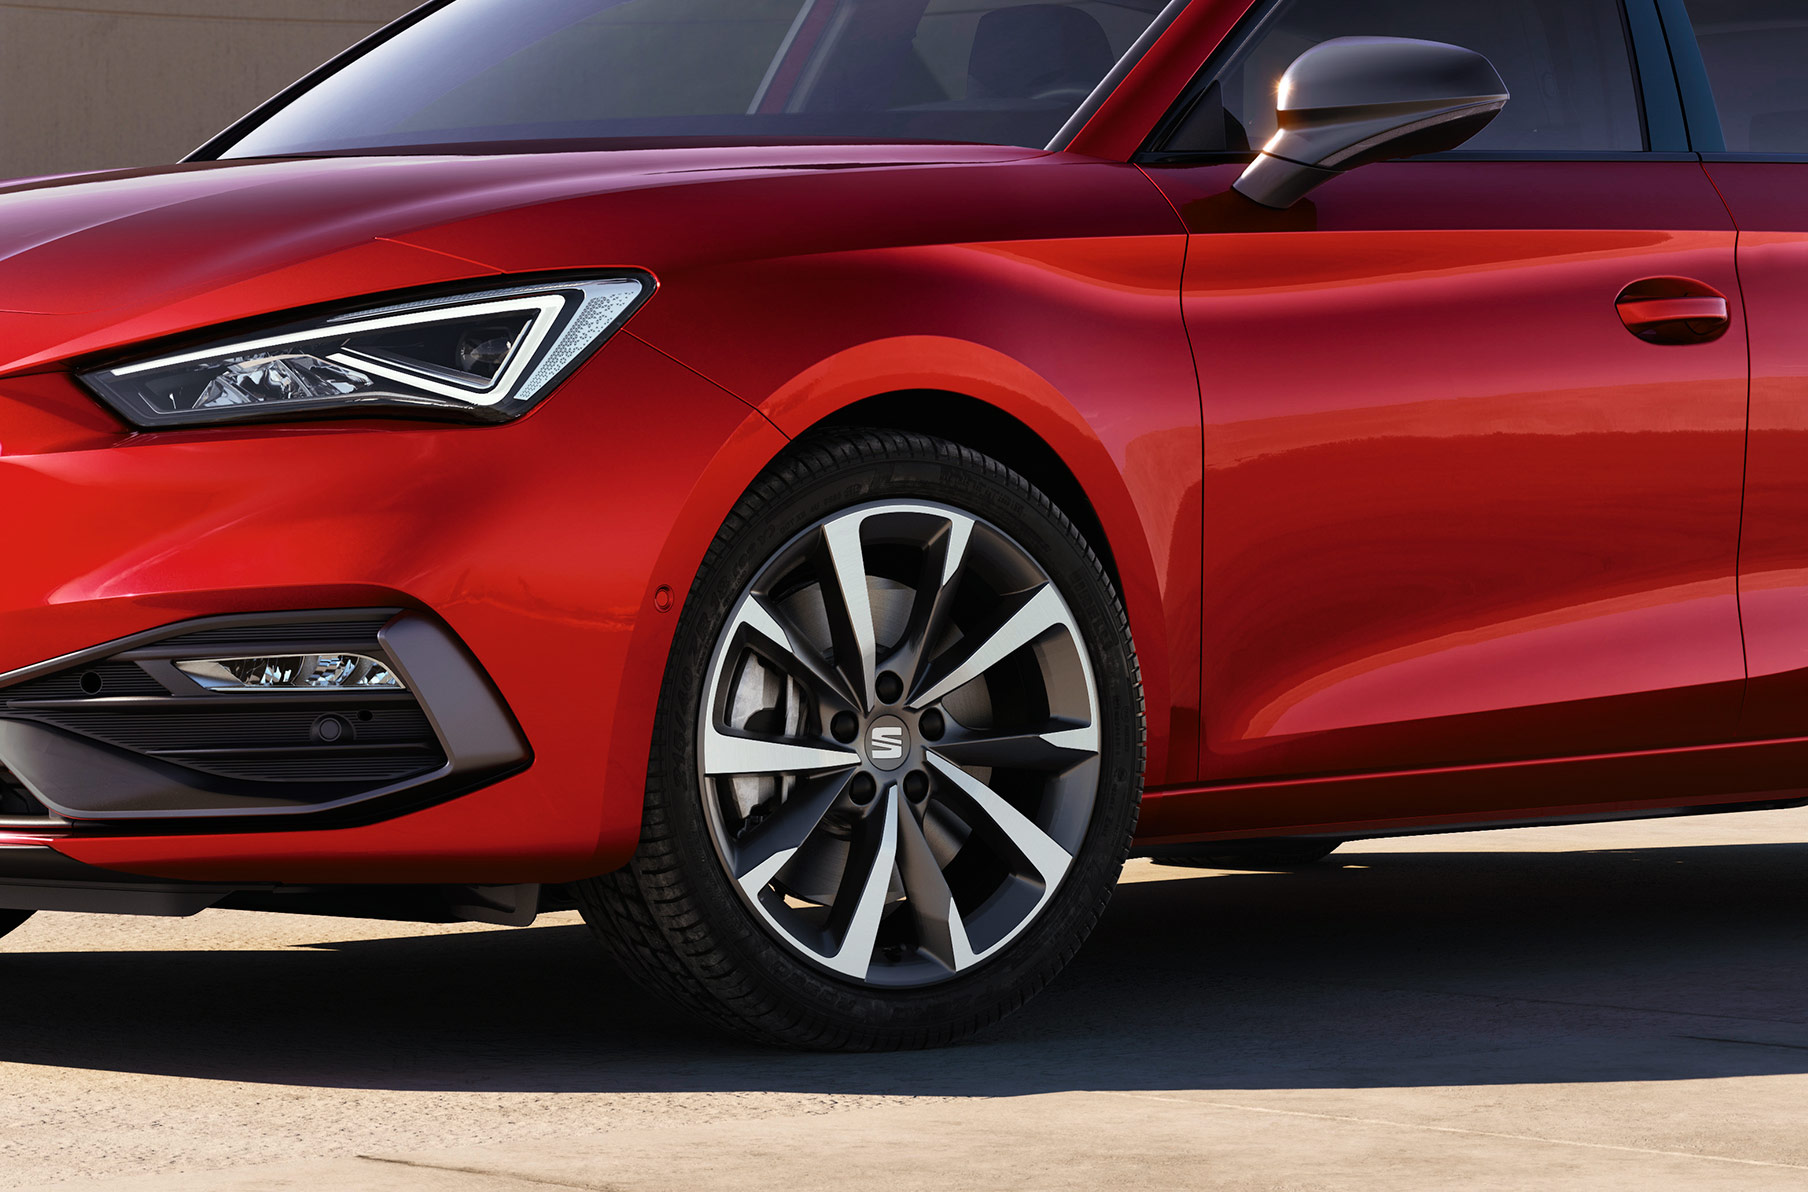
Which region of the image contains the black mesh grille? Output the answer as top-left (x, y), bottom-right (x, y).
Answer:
top-left (168, 751), bottom-right (441, 782)
top-left (0, 619), bottom-right (444, 791)
top-left (164, 618), bottom-right (392, 649)
top-left (2, 663), bottom-right (168, 701)
top-left (29, 706), bottom-right (435, 752)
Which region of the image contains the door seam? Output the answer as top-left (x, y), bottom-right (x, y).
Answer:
top-left (1698, 161), bottom-right (1753, 722)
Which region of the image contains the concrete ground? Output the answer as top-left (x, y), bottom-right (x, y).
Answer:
top-left (4, 808), bottom-right (1808, 1191)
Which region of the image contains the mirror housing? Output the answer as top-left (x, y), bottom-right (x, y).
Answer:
top-left (1234, 36), bottom-right (1510, 209)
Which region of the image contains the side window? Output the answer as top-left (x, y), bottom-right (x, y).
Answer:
top-left (900, 2), bottom-right (1163, 107)
top-left (1683, 0), bottom-right (1808, 154)
top-left (1164, 0), bottom-right (1645, 155)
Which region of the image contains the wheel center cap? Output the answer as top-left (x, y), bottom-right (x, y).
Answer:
top-left (865, 715), bottom-right (911, 771)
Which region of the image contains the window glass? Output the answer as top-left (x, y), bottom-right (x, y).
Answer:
top-left (1164, 0), bottom-right (1644, 155)
top-left (217, 0), bottom-right (1168, 158)
top-left (1683, 0), bottom-right (1808, 154)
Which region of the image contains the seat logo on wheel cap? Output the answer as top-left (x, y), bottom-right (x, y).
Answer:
top-left (867, 718), bottom-right (909, 769)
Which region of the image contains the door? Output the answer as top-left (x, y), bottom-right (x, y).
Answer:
top-left (1141, 0), bottom-right (1752, 792)
top-left (1675, 0), bottom-right (1808, 740)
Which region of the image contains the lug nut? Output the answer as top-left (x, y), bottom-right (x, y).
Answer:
top-left (875, 671), bottom-right (904, 704)
top-left (904, 770), bottom-right (930, 802)
top-left (849, 773), bottom-right (877, 805)
top-left (831, 712), bottom-right (859, 743)
top-left (918, 709), bottom-right (945, 740)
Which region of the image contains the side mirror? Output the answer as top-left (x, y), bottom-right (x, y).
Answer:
top-left (1234, 36), bottom-right (1509, 209)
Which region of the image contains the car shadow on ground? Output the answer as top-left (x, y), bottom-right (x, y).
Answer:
top-left (1, 840), bottom-right (1805, 1095)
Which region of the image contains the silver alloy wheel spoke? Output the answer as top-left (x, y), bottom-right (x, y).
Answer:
top-left (910, 583), bottom-right (1074, 709)
top-left (731, 770), bottom-right (856, 888)
top-left (703, 726), bottom-right (859, 776)
top-left (900, 510), bottom-right (978, 693)
top-left (926, 753), bottom-right (1073, 889)
top-left (732, 594), bottom-right (860, 710)
top-left (822, 514), bottom-right (880, 707)
top-left (927, 722), bottom-right (1101, 770)
top-left (938, 515), bottom-right (976, 587)
top-left (895, 794), bottom-right (977, 971)
top-left (821, 783), bottom-right (902, 979)
top-left (700, 500), bottom-right (1101, 987)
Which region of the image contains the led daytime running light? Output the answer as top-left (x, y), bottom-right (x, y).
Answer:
top-left (80, 275), bottom-right (648, 428)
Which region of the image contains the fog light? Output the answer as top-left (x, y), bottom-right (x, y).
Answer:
top-left (175, 654), bottom-right (404, 692)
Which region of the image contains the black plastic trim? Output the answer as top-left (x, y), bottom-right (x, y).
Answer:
top-left (1652, 0), bottom-right (1726, 152)
top-left (8, 692), bottom-right (424, 712)
top-left (379, 614), bottom-right (529, 778)
top-left (0, 846), bottom-right (548, 923)
top-left (1700, 153), bottom-right (1808, 164)
top-left (186, 0), bottom-right (454, 163)
top-left (1139, 149), bottom-right (1703, 165)
top-left (0, 609), bottom-right (532, 828)
top-left (218, 883), bottom-right (540, 925)
top-left (0, 609), bottom-right (399, 691)
top-left (1046, 0), bottom-right (1194, 154)
top-left (1134, 796), bottom-right (1808, 855)
top-left (1136, 0), bottom-right (1280, 158)
top-left (0, 847), bottom-right (244, 915)
top-left (1624, 0), bottom-right (1690, 151)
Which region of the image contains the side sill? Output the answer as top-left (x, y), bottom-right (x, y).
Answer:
top-left (1135, 795), bottom-right (1808, 855)
top-left (1139, 733), bottom-right (1808, 845)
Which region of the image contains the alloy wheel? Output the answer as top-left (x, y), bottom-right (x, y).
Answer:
top-left (697, 500), bottom-right (1102, 987)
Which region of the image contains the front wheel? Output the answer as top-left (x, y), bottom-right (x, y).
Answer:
top-left (576, 430), bottom-right (1144, 1050)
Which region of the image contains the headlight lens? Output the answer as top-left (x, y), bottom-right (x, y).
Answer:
top-left (80, 275), bottom-right (648, 428)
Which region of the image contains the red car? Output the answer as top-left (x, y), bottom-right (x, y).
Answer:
top-left (0, 0), bottom-right (1799, 1049)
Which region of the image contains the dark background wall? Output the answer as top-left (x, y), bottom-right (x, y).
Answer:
top-left (0, 1), bottom-right (417, 181)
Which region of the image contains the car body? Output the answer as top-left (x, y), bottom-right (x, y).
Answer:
top-left (0, 0), bottom-right (1802, 1045)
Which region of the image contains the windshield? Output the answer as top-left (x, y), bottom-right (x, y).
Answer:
top-left (213, 0), bottom-right (1170, 158)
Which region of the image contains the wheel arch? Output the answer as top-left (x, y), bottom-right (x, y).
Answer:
top-left (608, 337), bottom-right (1182, 872)
top-left (756, 346), bottom-right (1177, 789)
top-left (812, 390), bottom-right (1123, 596)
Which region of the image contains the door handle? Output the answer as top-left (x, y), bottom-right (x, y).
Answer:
top-left (1616, 281), bottom-right (1730, 345)
top-left (1618, 297), bottom-right (1728, 328)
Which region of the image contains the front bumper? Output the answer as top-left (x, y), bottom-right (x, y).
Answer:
top-left (0, 842), bottom-right (544, 925)
top-left (0, 334), bottom-right (787, 886)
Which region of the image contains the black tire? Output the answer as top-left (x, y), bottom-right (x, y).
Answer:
top-left (0, 910), bottom-right (32, 942)
top-left (1151, 839), bottom-right (1343, 870)
top-left (574, 429), bottom-right (1144, 1050)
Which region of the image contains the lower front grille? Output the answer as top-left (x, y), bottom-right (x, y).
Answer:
top-left (17, 706), bottom-right (436, 750)
top-left (0, 763), bottom-right (44, 818)
top-left (0, 662), bottom-right (167, 701)
top-left (160, 748), bottom-right (442, 783)
top-left (0, 608), bottom-right (529, 824)
top-left (0, 610), bottom-right (448, 803)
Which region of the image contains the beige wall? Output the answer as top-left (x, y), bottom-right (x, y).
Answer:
top-left (0, 0), bottom-right (419, 181)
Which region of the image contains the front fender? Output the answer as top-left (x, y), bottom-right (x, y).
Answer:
top-left (749, 334), bottom-right (1179, 785)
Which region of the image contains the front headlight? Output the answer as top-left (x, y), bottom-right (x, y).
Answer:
top-left (80, 274), bottom-right (649, 428)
